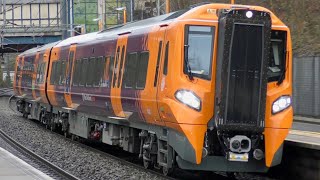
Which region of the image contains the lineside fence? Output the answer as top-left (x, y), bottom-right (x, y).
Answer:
top-left (293, 56), bottom-right (320, 122)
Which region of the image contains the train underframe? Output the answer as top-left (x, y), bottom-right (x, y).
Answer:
top-left (16, 98), bottom-right (272, 175)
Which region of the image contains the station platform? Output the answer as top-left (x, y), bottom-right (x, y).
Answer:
top-left (0, 147), bottom-right (53, 180)
top-left (286, 120), bottom-right (320, 150)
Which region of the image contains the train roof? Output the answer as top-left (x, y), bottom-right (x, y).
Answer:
top-left (55, 9), bottom-right (189, 48)
top-left (19, 3), bottom-right (287, 56)
top-left (19, 41), bottom-right (61, 57)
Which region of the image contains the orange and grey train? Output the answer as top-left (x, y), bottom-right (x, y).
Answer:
top-left (13, 3), bottom-right (292, 175)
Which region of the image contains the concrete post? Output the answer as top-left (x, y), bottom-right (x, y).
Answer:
top-left (5, 55), bottom-right (10, 86)
top-left (69, 0), bottom-right (74, 37)
top-left (61, 0), bottom-right (68, 39)
top-left (130, 0), bottom-right (134, 22)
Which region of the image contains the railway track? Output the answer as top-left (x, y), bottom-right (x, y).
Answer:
top-left (5, 95), bottom-right (175, 180)
top-left (0, 129), bottom-right (80, 180)
top-left (3, 95), bottom-right (274, 180)
top-left (53, 128), bottom-right (175, 180)
top-left (0, 87), bottom-right (13, 97)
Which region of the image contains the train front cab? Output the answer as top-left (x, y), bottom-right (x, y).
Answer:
top-left (165, 5), bottom-right (293, 173)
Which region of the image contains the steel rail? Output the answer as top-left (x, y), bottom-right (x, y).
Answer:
top-left (0, 129), bottom-right (80, 180)
top-left (0, 88), bottom-right (13, 97)
top-left (5, 96), bottom-right (174, 179)
top-left (31, 121), bottom-right (175, 180)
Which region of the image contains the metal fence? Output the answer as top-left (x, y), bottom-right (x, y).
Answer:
top-left (293, 56), bottom-right (320, 118)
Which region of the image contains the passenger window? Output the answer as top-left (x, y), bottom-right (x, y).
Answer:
top-left (136, 51), bottom-right (149, 89)
top-left (108, 56), bottom-right (114, 88)
top-left (163, 42), bottom-right (169, 75)
top-left (56, 61), bottom-right (62, 85)
top-left (99, 56), bottom-right (106, 86)
top-left (60, 61), bottom-right (66, 85)
top-left (87, 57), bottom-right (96, 87)
top-left (117, 46), bottom-right (126, 88)
top-left (42, 63), bottom-right (46, 83)
top-left (36, 63), bottom-right (41, 84)
top-left (50, 62), bottom-right (56, 85)
top-left (73, 60), bottom-right (81, 86)
top-left (37, 62), bottom-right (46, 84)
top-left (154, 41), bottom-right (162, 86)
top-left (80, 58), bottom-right (88, 86)
top-left (123, 52), bottom-right (138, 88)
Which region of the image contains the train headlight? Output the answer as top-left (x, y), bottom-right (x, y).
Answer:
top-left (272, 96), bottom-right (291, 114)
top-left (175, 90), bottom-right (201, 111)
top-left (246, 11), bottom-right (253, 18)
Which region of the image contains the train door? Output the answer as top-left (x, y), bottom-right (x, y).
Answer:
top-left (110, 35), bottom-right (128, 118)
top-left (147, 26), bottom-right (167, 125)
top-left (64, 45), bottom-right (76, 107)
top-left (14, 56), bottom-right (23, 96)
top-left (32, 52), bottom-right (40, 100)
top-left (156, 27), bottom-right (170, 123)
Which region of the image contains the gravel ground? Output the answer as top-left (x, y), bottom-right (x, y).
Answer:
top-left (0, 97), bottom-right (166, 180)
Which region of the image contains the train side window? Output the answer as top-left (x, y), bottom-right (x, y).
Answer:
top-left (117, 46), bottom-right (126, 88)
top-left (136, 51), bottom-right (149, 89)
top-left (113, 47), bottom-right (120, 88)
top-left (94, 57), bottom-right (99, 86)
top-left (50, 62), bottom-right (56, 85)
top-left (37, 62), bottom-right (46, 84)
top-left (87, 57), bottom-right (96, 87)
top-left (93, 56), bottom-right (104, 87)
top-left (163, 42), bottom-right (169, 75)
top-left (55, 62), bottom-right (60, 85)
top-left (80, 58), bottom-right (88, 86)
top-left (73, 59), bottom-right (81, 86)
top-left (98, 56), bottom-right (106, 87)
top-left (42, 63), bottom-right (47, 83)
top-left (60, 61), bottom-right (66, 85)
top-left (15, 59), bottom-right (21, 83)
top-left (184, 25), bottom-right (215, 80)
top-left (108, 56), bottom-right (114, 88)
top-left (268, 30), bottom-right (287, 82)
top-left (154, 41), bottom-right (162, 86)
top-left (36, 63), bottom-right (42, 84)
top-left (55, 61), bottom-right (61, 85)
top-left (123, 52), bottom-right (138, 89)
top-left (101, 56), bottom-right (109, 87)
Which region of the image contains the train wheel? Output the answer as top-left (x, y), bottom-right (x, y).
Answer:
top-left (226, 172), bottom-right (236, 179)
top-left (143, 159), bottom-right (151, 169)
top-left (162, 166), bottom-right (173, 176)
top-left (64, 131), bottom-right (68, 138)
top-left (23, 113), bottom-right (28, 118)
top-left (71, 134), bottom-right (76, 141)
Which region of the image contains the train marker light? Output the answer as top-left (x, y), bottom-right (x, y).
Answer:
top-left (246, 11), bottom-right (253, 18)
top-left (272, 95), bottom-right (291, 114)
top-left (175, 90), bottom-right (201, 111)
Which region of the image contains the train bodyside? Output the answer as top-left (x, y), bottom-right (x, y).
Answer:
top-left (13, 3), bottom-right (293, 175)
top-left (14, 42), bottom-right (59, 117)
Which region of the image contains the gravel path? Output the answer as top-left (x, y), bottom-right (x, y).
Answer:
top-left (0, 97), bottom-right (166, 180)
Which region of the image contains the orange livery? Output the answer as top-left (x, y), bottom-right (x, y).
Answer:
top-left (14, 3), bottom-right (293, 175)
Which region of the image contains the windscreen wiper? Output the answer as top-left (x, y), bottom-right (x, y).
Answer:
top-left (277, 51), bottom-right (288, 85)
top-left (184, 44), bottom-right (194, 80)
top-left (276, 67), bottom-right (286, 85)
